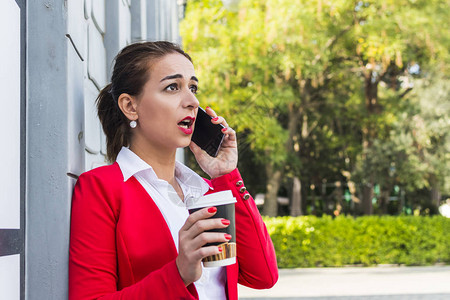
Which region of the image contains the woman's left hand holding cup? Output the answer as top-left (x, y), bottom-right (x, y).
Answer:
top-left (189, 107), bottom-right (238, 179)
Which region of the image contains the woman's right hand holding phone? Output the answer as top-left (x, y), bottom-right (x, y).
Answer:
top-left (176, 207), bottom-right (231, 286)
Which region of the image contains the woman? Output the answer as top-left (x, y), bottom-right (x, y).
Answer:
top-left (69, 41), bottom-right (278, 299)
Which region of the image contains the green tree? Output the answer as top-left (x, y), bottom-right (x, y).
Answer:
top-left (182, 0), bottom-right (357, 216)
top-left (180, 0), bottom-right (450, 216)
top-left (347, 0), bottom-right (449, 214)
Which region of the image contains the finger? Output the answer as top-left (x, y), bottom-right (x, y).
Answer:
top-left (191, 232), bottom-right (233, 249)
top-left (221, 126), bottom-right (236, 141)
top-left (196, 245), bottom-right (224, 260)
top-left (205, 106), bottom-right (217, 118)
top-left (211, 116), bottom-right (228, 127)
top-left (185, 218), bottom-right (231, 241)
top-left (205, 107), bottom-right (230, 128)
top-left (189, 141), bottom-right (206, 157)
top-left (181, 207), bottom-right (217, 232)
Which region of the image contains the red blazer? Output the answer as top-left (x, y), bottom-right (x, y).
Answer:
top-left (69, 163), bottom-right (278, 299)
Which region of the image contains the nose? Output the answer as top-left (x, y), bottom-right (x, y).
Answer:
top-left (183, 89), bottom-right (199, 109)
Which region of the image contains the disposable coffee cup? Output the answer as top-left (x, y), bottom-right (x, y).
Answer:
top-left (186, 190), bottom-right (237, 267)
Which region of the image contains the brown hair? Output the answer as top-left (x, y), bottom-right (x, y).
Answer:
top-left (96, 41), bottom-right (192, 162)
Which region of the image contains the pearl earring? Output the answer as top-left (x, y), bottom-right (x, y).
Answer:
top-left (130, 120), bottom-right (137, 128)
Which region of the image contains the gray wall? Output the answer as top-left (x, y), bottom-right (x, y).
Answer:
top-left (24, 1), bottom-right (183, 299)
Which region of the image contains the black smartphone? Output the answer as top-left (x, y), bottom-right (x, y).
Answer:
top-left (191, 107), bottom-right (225, 157)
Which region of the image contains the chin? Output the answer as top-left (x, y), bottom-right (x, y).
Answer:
top-left (178, 138), bottom-right (192, 149)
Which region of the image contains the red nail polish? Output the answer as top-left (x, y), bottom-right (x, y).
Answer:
top-left (221, 127), bottom-right (228, 133)
top-left (224, 234), bottom-right (232, 240)
top-left (206, 106), bottom-right (211, 109)
top-left (218, 247), bottom-right (223, 252)
top-left (212, 117), bottom-right (219, 121)
top-left (208, 207), bottom-right (217, 213)
top-left (221, 219), bottom-right (230, 225)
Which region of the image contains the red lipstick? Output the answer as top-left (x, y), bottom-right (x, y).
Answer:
top-left (177, 116), bottom-right (195, 135)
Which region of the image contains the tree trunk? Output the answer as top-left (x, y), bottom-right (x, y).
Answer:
top-left (430, 175), bottom-right (441, 210)
top-left (290, 176), bottom-right (303, 216)
top-left (360, 70), bottom-right (380, 215)
top-left (361, 183), bottom-right (374, 215)
top-left (264, 162), bottom-right (282, 217)
top-left (379, 187), bottom-right (391, 215)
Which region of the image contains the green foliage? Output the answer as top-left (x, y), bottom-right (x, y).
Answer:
top-left (265, 215), bottom-right (450, 268)
top-left (181, 0), bottom-right (450, 215)
top-left (360, 73), bottom-right (450, 195)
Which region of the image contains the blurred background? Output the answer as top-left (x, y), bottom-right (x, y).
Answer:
top-left (179, 0), bottom-right (450, 276)
top-left (0, 0), bottom-right (448, 299)
top-left (180, 0), bottom-right (450, 219)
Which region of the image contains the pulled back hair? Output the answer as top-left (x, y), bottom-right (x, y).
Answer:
top-left (96, 41), bottom-right (192, 162)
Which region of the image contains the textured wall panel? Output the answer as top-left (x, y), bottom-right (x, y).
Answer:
top-left (88, 23), bottom-right (107, 89)
top-left (84, 0), bottom-right (91, 19)
top-left (67, 38), bottom-right (86, 177)
top-left (101, 130), bottom-right (107, 156)
top-left (67, 0), bottom-right (86, 60)
top-left (118, 1), bottom-right (131, 48)
top-left (84, 79), bottom-right (101, 154)
top-left (85, 151), bottom-right (107, 171)
top-left (92, 0), bottom-right (106, 33)
top-left (0, 0), bottom-right (20, 229)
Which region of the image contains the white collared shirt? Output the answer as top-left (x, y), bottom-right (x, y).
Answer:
top-left (116, 147), bottom-right (226, 300)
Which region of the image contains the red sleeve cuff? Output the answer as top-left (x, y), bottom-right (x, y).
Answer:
top-left (210, 168), bottom-right (242, 190)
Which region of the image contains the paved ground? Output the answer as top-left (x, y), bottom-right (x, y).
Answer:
top-left (238, 266), bottom-right (450, 299)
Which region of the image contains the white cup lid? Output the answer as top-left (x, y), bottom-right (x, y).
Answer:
top-left (186, 190), bottom-right (236, 210)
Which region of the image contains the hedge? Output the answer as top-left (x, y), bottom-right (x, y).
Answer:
top-left (263, 215), bottom-right (450, 268)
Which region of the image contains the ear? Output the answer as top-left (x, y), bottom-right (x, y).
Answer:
top-left (118, 93), bottom-right (138, 121)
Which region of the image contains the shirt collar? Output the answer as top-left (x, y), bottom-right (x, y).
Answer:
top-left (116, 147), bottom-right (156, 182)
top-left (116, 147), bottom-right (211, 195)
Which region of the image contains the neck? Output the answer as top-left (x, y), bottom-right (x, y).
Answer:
top-left (129, 139), bottom-right (177, 182)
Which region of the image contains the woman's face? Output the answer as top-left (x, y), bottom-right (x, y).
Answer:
top-left (133, 53), bottom-right (200, 152)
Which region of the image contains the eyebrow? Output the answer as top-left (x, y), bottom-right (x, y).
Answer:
top-left (160, 74), bottom-right (198, 82)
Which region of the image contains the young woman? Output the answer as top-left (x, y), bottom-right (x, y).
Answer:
top-left (69, 41), bottom-right (278, 299)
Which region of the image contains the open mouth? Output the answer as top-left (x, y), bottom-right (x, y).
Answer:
top-left (177, 117), bottom-right (194, 129)
top-left (177, 116), bottom-right (195, 134)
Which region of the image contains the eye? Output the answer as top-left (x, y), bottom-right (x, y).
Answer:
top-left (190, 85), bottom-right (198, 94)
top-left (165, 83), bottom-right (179, 92)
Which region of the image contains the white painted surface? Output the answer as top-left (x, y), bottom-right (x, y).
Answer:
top-left (0, 255), bottom-right (20, 300)
top-left (84, 0), bottom-right (91, 19)
top-left (0, 0), bottom-right (20, 229)
top-left (140, 0), bottom-right (147, 39)
top-left (119, 1), bottom-right (131, 47)
top-left (92, 0), bottom-right (106, 33)
top-left (67, 0), bottom-right (87, 59)
top-left (85, 151), bottom-right (106, 171)
top-left (100, 129), bottom-right (107, 156)
top-left (84, 79), bottom-right (101, 154)
top-left (88, 22), bottom-right (107, 88)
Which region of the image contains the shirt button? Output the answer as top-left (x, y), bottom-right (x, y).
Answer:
top-left (236, 180), bottom-right (243, 187)
top-left (243, 193), bottom-right (250, 200)
top-left (239, 186), bottom-right (247, 193)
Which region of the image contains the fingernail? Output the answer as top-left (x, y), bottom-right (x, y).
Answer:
top-left (212, 117), bottom-right (219, 121)
top-left (224, 234), bottom-right (232, 240)
top-left (218, 247), bottom-right (223, 252)
top-left (208, 207), bottom-right (217, 213)
top-left (221, 127), bottom-right (227, 133)
top-left (221, 219), bottom-right (230, 225)
top-left (206, 106), bottom-right (211, 110)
